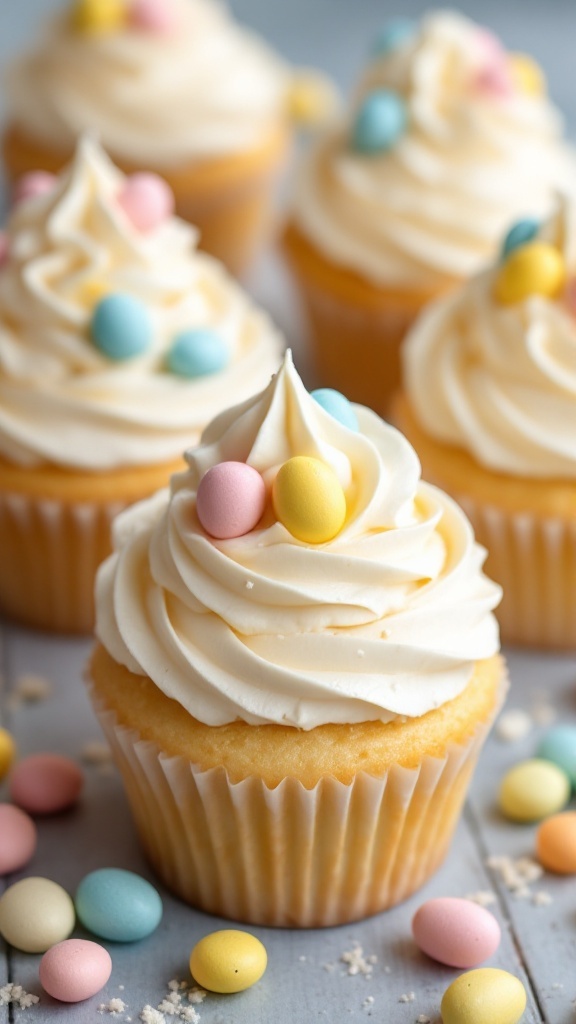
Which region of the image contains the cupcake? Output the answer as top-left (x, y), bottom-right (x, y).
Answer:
top-left (284, 10), bottom-right (576, 413)
top-left (88, 351), bottom-right (504, 928)
top-left (396, 196), bottom-right (576, 650)
top-left (4, 0), bottom-right (299, 276)
top-left (0, 137), bottom-right (283, 633)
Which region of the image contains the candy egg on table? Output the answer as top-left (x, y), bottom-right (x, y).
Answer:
top-left (0, 727), bottom-right (16, 780)
top-left (40, 939), bottom-right (112, 1003)
top-left (495, 241), bottom-right (565, 304)
top-left (441, 968), bottom-right (526, 1024)
top-left (412, 897), bottom-right (500, 968)
top-left (91, 293), bottom-right (152, 361)
top-left (0, 877), bottom-right (75, 953)
top-left (117, 173), bottom-right (175, 232)
top-left (167, 328), bottom-right (229, 378)
top-left (501, 219), bottom-right (540, 259)
top-left (536, 811), bottom-right (576, 874)
top-left (498, 758), bottom-right (570, 822)
top-left (0, 804), bottom-right (37, 874)
top-left (10, 753), bottom-right (84, 814)
top-left (537, 725), bottom-right (576, 786)
top-left (272, 456), bottom-right (346, 544)
top-left (311, 388), bottom-right (359, 431)
top-left (196, 462), bottom-right (266, 540)
top-left (75, 868), bottom-right (162, 942)
top-left (13, 171), bottom-right (56, 204)
top-left (190, 929), bottom-right (267, 993)
top-left (352, 89), bottom-right (407, 153)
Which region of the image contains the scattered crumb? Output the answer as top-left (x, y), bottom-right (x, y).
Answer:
top-left (99, 998), bottom-right (127, 1016)
top-left (299, 956), bottom-right (307, 962)
top-left (487, 855), bottom-right (543, 899)
top-left (81, 740), bottom-right (113, 765)
top-left (362, 996), bottom-right (375, 1009)
top-left (465, 890), bottom-right (497, 908)
top-left (7, 672), bottom-right (52, 709)
top-left (323, 962), bottom-right (336, 973)
top-left (340, 943), bottom-right (377, 977)
top-left (417, 1016), bottom-right (432, 1023)
top-left (245, 581), bottom-right (254, 590)
top-left (357, 649), bottom-right (365, 657)
top-left (140, 1008), bottom-right (166, 1024)
top-left (552, 983), bottom-right (564, 990)
top-left (188, 989), bottom-right (206, 1005)
top-left (532, 890), bottom-right (553, 907)
top-left (384, 966), bottom-right (392, 975)
top-left (399, 992), bottom-right (415, 1004)
top-left (119, 986), bottom-right (125, 991)
top-left (496, 709), bottom-right (532, 742)
top-left (0, 983), bottom-right (40, 1009)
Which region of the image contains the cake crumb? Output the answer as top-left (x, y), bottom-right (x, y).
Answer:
top-left (417, 1016), bottom-right (432, 1023)
top-left (8, 672), bottom-right (52, 709)
top-left (465, 890), bottom-right (497, 908)
top-left (384, 965), bottom-right (392, 974)
top-left (188, 988), bottom-right (206, 1005)
top-left (0, 983), bottom-right (40, 1009)
top-left (399, 992), bottom-right (415, 1003)
top-left (340, 943), bottom-right (377, 977)
top-left (81, 740), bottom-right (113, 765)
top-left (552, 983), bottom-right (564, 990)
top-left (299, 956), bottom-right (307, 962)
top-left (487, 855), bottom-right (543, 898)
top-left (357, 649), bottom-right (365, 658)
top-left (496, 709), bottom-right (532, 742)
top-left (140, 1008), bottom-right (166, 1024)
top-left (532, 890), bottom-right (553, 907)
top-left (99, 998), bottom-right (127, 1015)
top-left (362, 996), bottom-right (375, 1008)
top-left (245, 581), bottom-right (254, 590)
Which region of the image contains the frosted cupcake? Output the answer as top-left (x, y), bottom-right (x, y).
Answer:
top-left (397, 196), bottom-right (576, 649)
top-left (3, 0), bottom-right (305, 275)
top-left (284, 10), bottom-right (576, 412)
top-left (0, 137), bottom-right (283, 633)
top-left (89, 351), bottom-right (504, 927)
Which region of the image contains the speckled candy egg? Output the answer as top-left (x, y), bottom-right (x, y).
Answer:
top-left (536, 812), bottom-right (576, 874)
top-left (441, 968), bottom-right (526, 1024)
top-left (190, 929), bottom-right (267, 993)
top-left (10, 753), bottom-right (84, 815)
top-left (0, 877), bottom-right (75, 953)
top-left (273, 456), bottom-right (347, 544)
top-left (75, 868), bottom-right (163, 942)
top-left (0, 804), bottom-right (37, 874)
top-left (118, 173), bottom-right (175, 232)
top-left (40, 939), bottom-right (112, 1002)
top-left (196, 462), bottom-right (266, 540)
top-left (412, 898), bottom-right (500, 968)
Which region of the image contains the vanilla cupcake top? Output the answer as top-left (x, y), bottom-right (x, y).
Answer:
top-left (0, 138), bottom-right (283, 471)
top-left (403, 196), bottom-right (576, 478)
top-left (6, 0), bottom-right (291, 166)
top-left (292, 10), bottom-right (576, 289)
top-left (96, 352), bottom-right (501, 729)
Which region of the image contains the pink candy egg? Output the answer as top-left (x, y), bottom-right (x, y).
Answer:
top-left (412, 897), bottom-right (501, 969)
top-left (130, 0), bottom-right (176, 33)
top-left (13, 171), bottom-right (57, 204)
top-left (40, 939), bottom-right (112, 1003)
top-left (0, 804), bottom-right (37, 874)
top-left (10, 754), bottom-right (84, 815)
top-left (197, 462), bottom-right (266, 540)
top-left (117, 173), bottom-right (174, 232)
top-left (474, 62), bottom-right (513, 98)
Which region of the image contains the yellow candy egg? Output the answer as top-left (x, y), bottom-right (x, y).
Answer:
top-left (72, 0), bottom-right (127, 34)
top-left (508, 53), bottom-right (546, 96)
top-left (287, 72), bottom-right (339, 126)
top-left (441, 968), bottom-right (526, 1024)
top-left (499, 758), bottom-right (570, 822)
top-left (189, 929), bottom-right (267, 994)
top-left (0, 727), bottom-right (15, 781)
top-left (495, 241), bottom-right (565, 305)
top-left (272, 456), bottom-right (346, 544)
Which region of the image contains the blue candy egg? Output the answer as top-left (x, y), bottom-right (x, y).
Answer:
top-left (311, 388), bottom-right (359, 431)
top-left (91, 293), bottom-right (152, 361)
top-left (372, 18), bottom-right (415, 57)
top-left (501, 218), bottom-right (540, 259)
top-left (75, 868), bottom-right (162, 943)
top-left (167, 328), bottom-right (229, 378)
top-left (537, 726), bottom-right (576, 787)
top-left (352, 89), bottom-right (407, 154)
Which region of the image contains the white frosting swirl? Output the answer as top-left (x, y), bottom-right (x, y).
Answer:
top-left (403, 196), bottom-right (576, 478)
top-left (293, 11), bottom-right (576, 289)
top-left (0, 138), bottom-right (283, 470)
top-left (96, 351), bottom-right (501, 729)
top-left (6, 0), bottom-right (290, 166)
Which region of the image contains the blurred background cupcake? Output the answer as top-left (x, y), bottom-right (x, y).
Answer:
top-left (396, 195), bottom-right (576, 650)
top-left (2, 0), bottom-right (335, 276)
top-left (0, 137), bottom-right (283, 633)
top-left (89, 351), bottom-right (504, 927)
top-left (284, 10), bottom-right (576, 413)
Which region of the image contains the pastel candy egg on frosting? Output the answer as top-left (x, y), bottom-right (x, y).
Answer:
top-left (351, 89), bottom-right (407, 154)
top-left (91, 293), bottom-right (153, 360)
top-left (14, 171), bottom-right (57, 204)
top-left (372, 18), bottom-right (415, 56)
top-left (311, 388), bottom-right (359, 431)
top-left (117, 173), bottom-right (175, 232)
top-left (509, 53), bottom-right (546, 96)
top-left (130, 0), bottom-right (177, 33)
top-left (272, 456), bottom-right (346, 544)
top-left (71, 0), bottom-right (126, 34)
top-left (495, 241), bottom-right (565, 304)
top-left (501, 218), bottom-right (540, 258)
top-left (196, 462), bottom-right (266, 540)
top-left (167, 328), bottom-right (229, 378)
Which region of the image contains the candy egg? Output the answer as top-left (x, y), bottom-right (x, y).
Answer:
top-left (501, 218), bottom-right (540, 259)
top-left (117, 173), bottom-right (174, 232)
top-left (72, 0), bottom-right (126, 34)
top-left (10, 753), bottom-right (84, 815)
top-left (0, 727), bottom-right (16, 781)
top-left (130, 0), bottom-right (177, 33)
top-left (474, 63), bottom-right (512, 99)
top-left (536, 811), bottom-right (576, 874)
top-left (167, 328), bottom-right (229, 378)
top-left (508, 53), bottom-right (545, 96)
top-left (272, 456), bottom-right (346, 544)
top-left (197, 462), bottom-right (266, 540)
top-left (372, 18), bottom-right (415, 56)
top-left (13, 171), bottom-right (57, 204)
top-left (40, 939), bottom-right (112, 1002)
top-left (498, 758), bottom-right (570, 822)
top-left (352, 89), bottom-right (407, 154)
top-left (190, 929), bottom-right (267, 993)
top-left (0, 805), bottom-right (37, 875)
top-left (75, 868), bottom-right (163, 942)
top-left (412, 898), bottom-right (500, 969)
top-left (441, 968), bottom-right (526, 1024)
top-left (495, 241), bottom-right (565, 305)
top-left (0, 877), bottom-right (75, 953)
top-left (287, 72), bottom-right (338, 127)
top-left (537, 724), bottom-right (576, 786)
top-left (91, 293), bottom-right (152, 361)
top-left (311, 388), bottom-right (359, 431)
